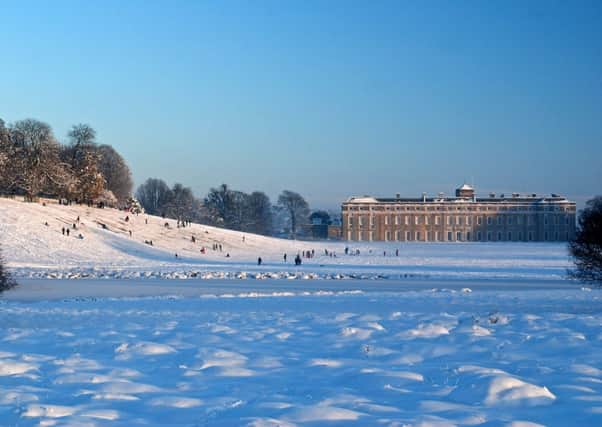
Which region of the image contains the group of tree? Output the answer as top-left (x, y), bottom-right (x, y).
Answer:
top-left (136, 179), bottom-right (311, 238)
top-left (0, 118), bottom-right (132, 205)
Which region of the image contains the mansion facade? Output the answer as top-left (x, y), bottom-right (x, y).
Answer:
top-left (341, 185), bottom-right (576, 242)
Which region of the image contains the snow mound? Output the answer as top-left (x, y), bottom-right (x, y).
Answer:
top-left (485, 376), bottom-right (556, 406)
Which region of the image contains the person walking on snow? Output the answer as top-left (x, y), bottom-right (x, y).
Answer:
top-left (258, 257), bottom-right (262, 266)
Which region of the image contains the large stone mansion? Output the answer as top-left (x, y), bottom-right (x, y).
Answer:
top-left (341, 185), bottom-right (576, 242)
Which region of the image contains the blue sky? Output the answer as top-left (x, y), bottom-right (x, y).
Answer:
top-left (1, 1), bottom-right (601, 209)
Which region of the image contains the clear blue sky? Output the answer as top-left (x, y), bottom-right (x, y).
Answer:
top-left (1, 0), bottom-right (601, 209)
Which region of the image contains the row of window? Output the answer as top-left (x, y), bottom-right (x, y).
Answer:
top-left (348, 214), bottom-right (573, 227)
top-left (345, 205), bottom-right (574, 213)
top-left (349, 230), bottom-right (571, 242)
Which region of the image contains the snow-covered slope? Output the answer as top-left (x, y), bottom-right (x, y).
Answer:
top-left (0, 197), bottom-right (572, 281)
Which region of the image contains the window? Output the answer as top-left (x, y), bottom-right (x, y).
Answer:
top-left (395, 216), bottom-right (399, 225)
top-left (466, 231), bottom-right (471, 241)
top-left (359, 216), bottom-right (364, 226)
top-left (347, 231), bottom-right (352, 240)
top-left (477, 231), bottom-right (482, 241)
top-left (565, 216), bottom-right (569, 225)
top-left (497, 216), bottom-right (503, 225)
top-left (467, 216), bottom-right (472, 226)
top-left (384, 216), bottom-right (389, 225)
top-left (487, 217), bottom-right (493, 225)
top-left (406, 231), bottom-right (411, 241)
top-left (447, 216), bottom-right (452, 226)
top-left (487, 232), bottom-right (492, 241)
top-left (448, 231), bottom-right (453, 241)
top-left (416, 231), bottom-right (421, 241)
top-left (427, 231), bottom-right (432, 241)
top-left (457, 231), bottom-right (462, 241)
top-left (498, 232), bottom-right (502, 241)
top-left (544, 216), bottom-right (548, 225)
top-left (395, 230), bottom-right (401, 241)
top-left (508, 231), bottom-right (512, 241)
top-left (508, 216), bottom-right (512, 225)
top-left (435, 231), bottom-right (440, 241)
top-left (517, 216), bottom-right (522, 225)
top-left (518, 231), bottom-right (522, 241)
top-left (456, 216), bottom-right (461, 225)
top-left (424, 216), bottom-right (429, 225)
top-left (544, 231), bottom-right (548, 241)
top-left (435, 216), bottom-right (440, 225)
top-left (415, 216), bottom-right (419, 225)
top-left (404, 216), bottom-right (409, 225)
top-left (385, 231), bottom-right (391, 241)
top-left (528, 231), bottom-right (533, 241)
top-left (477, 216), bottom-right (482, 225)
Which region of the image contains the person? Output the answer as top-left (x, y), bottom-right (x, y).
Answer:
top-left (226, 253), bottom-right (230, 258)
top-left (62, 227), bottom-right (65, 235)
top-left (76, 216), bottom-right (80, 223)
top-left (125, 215), bottom-right (129, 222)
top-left (145, 218), bottom-right (148, 225)
top-left (258, 257), bottom-right (262, 266)
top-left (396, 249), bottom-right (399, 257)
top-left (283, 253), bottom-right (287, 263)
top-left (295, 254), bottom-right (302, 266)
top-left (78, 233), bottom-right (84, 239)
top-left (345, 246), bottom-right (349, 255)
top-left (175, 253), bottom-right (178, 258)
top-left (200, 247), bottom-right (205, 254)
top-left (129, 230), bottom-right (132, 237)
top-left (242, 235), bottom-right (245, 242)
top-left (191, 236), bottom-right (196, 243)
top-left (44, 222), bottom-right (49, 227)
top-left (73, 223), bottom-right (76, 229)
top-left (66, 228), bottom-right (70, 236)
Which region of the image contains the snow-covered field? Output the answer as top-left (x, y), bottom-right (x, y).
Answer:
top-left (0, 198), bottom-right (572, 282)
top-left (1, 198), bottom-right (601, 426)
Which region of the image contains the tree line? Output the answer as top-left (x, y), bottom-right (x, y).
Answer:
top-left (136, 179), bottom-right (312, 238)
top-left (0, 118), bottom-right (133, 205)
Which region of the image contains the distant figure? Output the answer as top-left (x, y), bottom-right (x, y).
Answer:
top-left (396, 249), bottom-right (399, 257)
top-left (344, 247), bottom-right (349, 255)
top-left (191, 235), bottom-right (196, 243)
top-left (258, 257), bottom-right (262, 266)
top-left (129, 230), bottom-right (132, 237)
top-left (76, 216), bottom-right (80, 223)
top-left (283, 253), bottom-right (287, 263)
top-left (66, 228), bottom-right (70, 236)
top-left (242, 235), bottom-right (245, 242)
top-left (73, 223), bottom-right (76, 229)
top-left (145, 218), bottom-right (148, 225)
top-left (200, 247), bottom-right (205, 254)
top-left (175, 253), bottom-right (178, 258)
top-left (44, 222), bottom-right (49, 227)
top-left (125, 215), bottom-right (129, 222)
top-left (62, 227), bottom-right (65, 235)
top-left (164, 222), bottom-right (169, 228)
top-left (226, 253), bottom-right (230, 258)
top-left (295, 254), bottom-right (302, 266)
top-left (384, 251), bottom-right (386, 257)
top-left (78, 233), bottom-right (84, 239)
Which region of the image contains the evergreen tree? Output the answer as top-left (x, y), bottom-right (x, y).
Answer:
top-left (0, 245), bottom-right (16, 293)
top-left (569, 196), bottom-right (602, 284)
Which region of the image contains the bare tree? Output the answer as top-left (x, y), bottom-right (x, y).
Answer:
top-left (277, 190), bottom-right (310, 239)
top-left (569, 196), bottom-right (602, 284)
top-left (166, 183), bottom-right (200, 222)
top-left (9, 119), bottom-right (72, 200)
top-left (136, 178), bottom-right (173, 216)
top-left (245, 191), bottom-right (273, 235)
top-left (204, 184), bottom-right (235, 227)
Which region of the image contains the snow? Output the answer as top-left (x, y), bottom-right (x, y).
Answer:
top-left (1, 197), bottom-right (601, 426)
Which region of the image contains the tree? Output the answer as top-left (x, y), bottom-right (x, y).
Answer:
top-left (277, 190), bottom-right (310, 239)
top-left (9, 119), bottom-right (71, 200)
top-left (245, 191), bottom-right (273, 235)
top-left (204, 184), bottom-right (235, 227)
top-left (136, 178), bottom-right (173, 216)
top-left (96, 144), bottom-right (133, 204)
top-left (569, 196), bottom-right (602, 284)
top-left (0, 245), bottom-right (17, 293)
top-left (166, 183), bottom-right (200, 221)
top-left (63, 124), bottom-right (105, 203)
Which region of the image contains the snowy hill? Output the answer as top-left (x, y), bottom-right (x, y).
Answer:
top-left (0, 197), bottom-right (572, 281)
